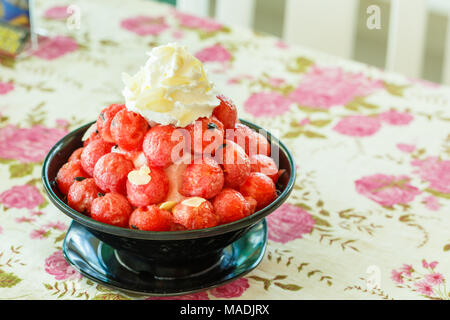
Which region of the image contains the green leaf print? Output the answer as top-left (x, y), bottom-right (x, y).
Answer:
top-left (286, 57), bottom-right (314, 74)
top-left (283, 129), bottom-right (303, 139)
top-left (303, 130), bottom-right (326, 139)
top-left (25, 102), bottom-right (47, 126)
top-left (312, 215), bottom-right (331, 227)
top-left (425, 188), bottom-right (450, 199)
top-left (54, 232), bottom-right (66, 244)
top-left (309, 119), bottom-right (331, 127)
top-left (9, 163), bottom-right (35, 178)
top-left (274, 283), bottom-right (302, 291)
top-left (92, 293), bottom-right (130, 300)
top-left (345, 97), bottom-right (379, 111)
top-left (0, 269), bottom-right (22, 288)
top-left (383, 82), bottom-right (409, 97)
top-left (38, 198), bottom-right (49, 210)
top-left (0, 158), bottom-right (15, 165)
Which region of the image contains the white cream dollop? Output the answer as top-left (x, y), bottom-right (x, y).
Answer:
top-left (122, 43), bottom-right (220, 127)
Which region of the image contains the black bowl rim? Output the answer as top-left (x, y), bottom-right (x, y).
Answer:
top-left (42, 119), bottom-right (296, 240)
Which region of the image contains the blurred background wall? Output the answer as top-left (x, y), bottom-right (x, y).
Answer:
top-left (156, 0), bottom-right (450, 85)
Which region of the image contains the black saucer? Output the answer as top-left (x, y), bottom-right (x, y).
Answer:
top-left (63, 220), bottom-right (267, 296)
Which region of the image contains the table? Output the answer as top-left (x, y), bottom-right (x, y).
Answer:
top-left (0, 0), bottom-right (449, 300)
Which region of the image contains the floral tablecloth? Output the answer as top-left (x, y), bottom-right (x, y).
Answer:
top-left (0, 0), bottom-right (449, 300)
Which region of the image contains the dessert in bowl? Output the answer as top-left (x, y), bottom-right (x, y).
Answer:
top-left (42, 44), bottom-right (296, 294)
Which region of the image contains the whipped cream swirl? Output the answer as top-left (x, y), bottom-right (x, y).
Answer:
top-left (122, 43), bottom-right (219, 127)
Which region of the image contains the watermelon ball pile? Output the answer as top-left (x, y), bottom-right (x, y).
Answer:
top-left (56, 95), bottom-right (284, 231)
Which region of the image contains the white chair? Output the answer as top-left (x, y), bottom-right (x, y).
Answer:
top-left (176, 0), bottom-right (449, 83)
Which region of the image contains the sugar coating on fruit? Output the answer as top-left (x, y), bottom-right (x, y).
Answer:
top-left (213, 95), bottom-right (237, 129)
top-left (180, 157), bottom-right (224, 199)
top-left (122, 43), bottom-right (220, 127)
top-left (186, 116), bottom-right (224, 154)
top-left (128, 165), bottom-right (151, 185)
top-left (93, 153), bottom-right (134, 194)
top-left (240, 172), bottom-right (277, 209)
top-left (81, 138), bottom-right (114, 176)
top-left (126, 165), bottom-right (169, 207)
top-left (249, 154), bottom-right (279, 182)
top-left (97, 104), bottom-right (125, 143)
top-left (213, 189), bottom-right (249, 224)
top-left (68, 147), bottom-right (84, 162)
top-left (67, 178), bottom-right (100, 214)
top-left (129, 206), bottom-right (173, 231)
top-left (143, 125), bottom-right (183, 168)
top-left (56, 160), bottom-right (89, 196)
top-left (91, 193), bottom-right (132, 228)
top-left (173, 199), bottom-right (218, 229)
top-left (110, 109), bottom-right (148, 150)
top-left (216, 140), bottom-right (250, 189)
top-left (232, 123), bottom-right (271, 157)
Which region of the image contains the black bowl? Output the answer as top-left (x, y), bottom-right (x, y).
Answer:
top-left (42, 119), bottom-right (296, 279)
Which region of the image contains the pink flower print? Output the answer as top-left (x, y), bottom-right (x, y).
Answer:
top-left (399, 264), bottom-right (414, 276)
top-left (396, 143), bottom-right (416, 153)
top-left (421, 259), bottom-right (439, 269)
top-left (30, 229), bottom-right (48, 239)
top-left (299, 118), bottom-right (310, 126)
top-left (172, 30), bottom-right (184, 39)
top-left (0, 185), bottom-right (44, 209)
top-left (268, 78), bottom-right (286, 87)
top-left (0, 81), bottom-right (14, 95)
top-left (379, 110), bottom-right (413, 125)
top-left (289, 66), bottom-right (383, 109)
top-left (227, 74), bottom-right (254, 85)
top-left (411, 157), bottom-right (450, 194)
top-left (15, 217), bottom-right (35, 224)
top-left (275, 40), bottom-right (288, 49)
top-left (44, 6), bottom-right (70, 20)
top-left (173, 11), bottom-right (223, 32)
top-left (355, 174), bottom-right (421, 207)
top-left (209, 278), bottom-right (249, 298)
top-left (391, 270), bottom-right (404, 284)
top-left (0, 125), bottom-right (67, 163)
top-left (414, 281), bottom-right (434, 296)
top-left (195, 44), bottom-right (232, 63)
top-left (429, 261), bottom-right (438, 269)
top-left (55, 118), bottom-right (70, 130)
top-left (333, 115), bottom-right (381, 137)
top-left (422, 259), bottom-right (438, 270)
top-left (45, 251), bottom-right (81, 281)
top-left (425, 273), bottom-right (444, 286)
top-left (31, 211), bottom-right (44, 217)
top-left (266, 203), bottom-right (315, 243)
top-left (45, 221), bottom-right (67, 231)
top-left (244, 92), bottom-right (292, 117)
top-left (423, 195), bottom-right (441, 211)
top-left (120, 16), bottom-right (169, 36)
top-left (0, 226), bottom-right (3, 234)
top-left (31, 36), bottom-right (78, 60)
top-left (148, 292), bottom-right (209, 300)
